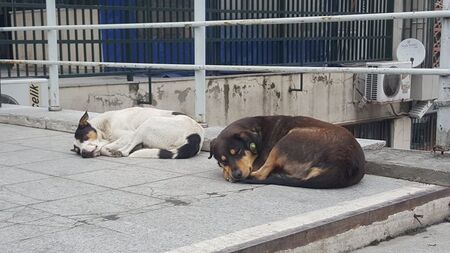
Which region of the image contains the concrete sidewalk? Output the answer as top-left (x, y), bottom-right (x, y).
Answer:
top-left (0, 123), bottom-right (449, 253)
top-left (354, 222), bottom-right (450, 253)
top-left (1, 105), bottom-right (450, 252)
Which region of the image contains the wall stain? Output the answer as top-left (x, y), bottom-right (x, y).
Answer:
top-left (128, 83), bottom-right (139, 94)
top-left (224, 82), bottom-right (230, 121)
top-left (174, 88), bottom-right (192, 103)
top-left (207, 80), bottom-right (221, 99)
top-left (233, 85), bottom-right (243, 97)
top-left (136, 92), bottom-right (157, 106)
top-left (312, 73), bottom-right (333, 85)
top-left (157, 86), bottom-right (164, 100)
top-left (90, 94), bottom-right (125, 108)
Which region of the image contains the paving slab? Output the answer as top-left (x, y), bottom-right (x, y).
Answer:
top-left (0, 123), bottom-right (449, 253)
top-left (366, 148), bottom-right (450, 187)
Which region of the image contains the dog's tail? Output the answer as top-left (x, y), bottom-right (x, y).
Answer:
top-left (129, 134), bottom-right (202, 159)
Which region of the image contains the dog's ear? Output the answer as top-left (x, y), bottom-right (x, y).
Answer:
top-left (235, 129), bottom-right (261, 154)
top-left (70, 145), bottom-right (80, 154)
top-left (208, 138), bottom-right (216, 159)
top-left (78, 111), bottom-right (89, 128)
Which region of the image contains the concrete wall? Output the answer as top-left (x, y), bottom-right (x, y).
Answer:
top-left (58, 73), bottom-right (409, 127)
top-left (391, 116), bottom-right (412, 149)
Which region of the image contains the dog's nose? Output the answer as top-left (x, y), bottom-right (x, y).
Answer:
top-left (81, 150), bottom-right (94, 158)
top-left (232, 169), bottom-right (242, 179)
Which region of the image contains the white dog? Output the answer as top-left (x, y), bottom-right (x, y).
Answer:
top-left (71, 107), bottom-right (205, 159)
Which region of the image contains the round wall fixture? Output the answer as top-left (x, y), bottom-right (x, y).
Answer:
top-left (396, 38), bottom-right (426, 67)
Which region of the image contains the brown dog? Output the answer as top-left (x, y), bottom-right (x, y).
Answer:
top-left (209, 116), bottom-right (365, 188)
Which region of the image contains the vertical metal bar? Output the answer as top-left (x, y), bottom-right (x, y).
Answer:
top-left (126, 0), bottom-right (133, 80)
top-left (62, 5), bottom-right (68, 74)
top-left (12, 2), bottom-right (20, 77)
top-left (176, 0), bottom-right (181, 64)
top-left (31, 8), bottom-right (38, 76)
top-left (46, 0), bottom-right (60, 111)
top-left (21, 2), bottom-right (29, 76)
top-left (74, 6), bottom-right (80, 74)
top-left (81, 2), bottom-right (88, 73)
top-left (56, 4), bottom-right (62, 74)
top-left (194, 0), bottom-right (206, 123)
top-left (89, 2), bottom-right (95, 73)
top-left (40, 8), bottom-right (47, 76)
top-left (4, 2), bottom-right (11, 77)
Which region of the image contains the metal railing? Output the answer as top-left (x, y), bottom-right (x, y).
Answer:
top-left (1, 0), bottom-right (450, 123)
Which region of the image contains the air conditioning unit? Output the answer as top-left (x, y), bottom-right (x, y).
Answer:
top-left (364, 61), bottom-right (412, 103)
top-left (0, 78), bottom-right (48, 107)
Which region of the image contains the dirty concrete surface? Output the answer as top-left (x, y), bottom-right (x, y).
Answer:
top-left (0, 123), bottom-right (443, 252)
top-left (353, 221), bottom-right (450, 253)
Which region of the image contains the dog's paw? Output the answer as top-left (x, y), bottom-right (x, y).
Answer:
top-left (104, 148), bottom-right (123, 157)
top-left (111, 150), bottom-right (123, 157)
top-left (250, 171), bottom-right (266, 181)
top-left (225, 177), bottom-right (235, 183)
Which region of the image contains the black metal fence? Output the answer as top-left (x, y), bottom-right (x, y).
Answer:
top-left (411, 113), bottom-right (437, 150)
top-left (1, 0), bottom-right (394, 78)
top-left (402, 0), bottom-right (436, 68)
top-left (343, 119), bottom-right (392, 147)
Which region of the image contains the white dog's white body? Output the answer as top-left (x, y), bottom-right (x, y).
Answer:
top-left (73, 107), bottom-right (205, 159)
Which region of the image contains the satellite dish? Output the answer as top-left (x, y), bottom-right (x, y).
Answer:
top-left (396, 38), bottom-right (426, 67)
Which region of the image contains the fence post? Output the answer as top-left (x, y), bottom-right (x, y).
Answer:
top-left (46, 0), bottom-right (61, 111)
top-left (436, 0), bottom-right (450, 147)
top-left (194, 0), bottom-right (206, 123)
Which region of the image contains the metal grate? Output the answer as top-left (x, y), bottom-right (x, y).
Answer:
top-left (411, 112), bottom-right (437, 150)
top-left (343, 119), bottom-right (392, 147)
top-left (402, 0), bottom-right (436, 68)
top-left (1, 0), bottom-right (394, 78)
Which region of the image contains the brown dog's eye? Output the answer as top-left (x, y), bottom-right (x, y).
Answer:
top-left (249, 143), bottom-right (257, 152)
top-left (229, 149), bottom-right (236, 155)
top-left (221, 155), bottom-right (227, 161)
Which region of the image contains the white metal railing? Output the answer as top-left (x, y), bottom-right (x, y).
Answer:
top-left (2, 59), bottom-right (450, 76)
top-left (1, 10), bottom-right (450, 31)
top-left (0, 0), bottom-right (449, 122)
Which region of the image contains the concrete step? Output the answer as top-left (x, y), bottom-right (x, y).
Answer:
top-left (366, 148), bottom-right (450, 187)
top-left (168, 185), bottom-right (450, 253)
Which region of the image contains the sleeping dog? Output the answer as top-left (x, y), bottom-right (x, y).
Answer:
top-left (209, 116), bottom-right (365, 188)
top-left (72, 107), bottom-right (204, 159)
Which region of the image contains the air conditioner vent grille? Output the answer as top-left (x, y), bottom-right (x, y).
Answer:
top-left (363, 62), bottom-right (411, 103)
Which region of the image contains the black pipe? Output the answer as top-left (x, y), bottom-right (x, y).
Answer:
top-left (288, 73), bottom-right (303, 92)
top-left (137, 70), bottom-right (152, 105)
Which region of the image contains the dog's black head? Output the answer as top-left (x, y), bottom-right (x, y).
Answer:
top-left (209, 124), bottom-right (261, 182)
top-left (71, 112), bottom-right (101, 158)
